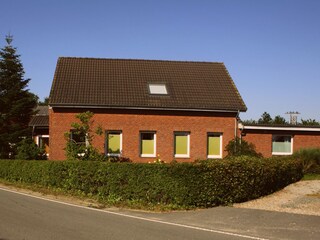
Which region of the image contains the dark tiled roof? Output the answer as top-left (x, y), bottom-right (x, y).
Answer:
top-left (29, 106), bottom-right (49, 127)
top-left (35, 106), bottom-right (49, 115)
top-left (49, 57), bottom-right (247, 112)
top-left (29, 116), bottom-right (49, 127)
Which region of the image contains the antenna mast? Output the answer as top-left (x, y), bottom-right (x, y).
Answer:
top-left (286, 111), bottom-right (300, 125)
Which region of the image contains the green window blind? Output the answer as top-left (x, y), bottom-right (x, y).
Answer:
top-left (175, 134), bottom-right (188, 155)
top-left (108, 133), bottom-right (121, 154)
top-left (141, 133), bottom-right (155, 155)
top-left (208, 135), bottom-right (221, 156)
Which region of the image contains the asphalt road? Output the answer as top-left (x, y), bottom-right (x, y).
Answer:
top-left (0, 187), bottom-right (319, 240)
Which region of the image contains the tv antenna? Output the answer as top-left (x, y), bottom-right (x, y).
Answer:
top-left (286, 111), bottom-right (300, 125)
top-left (5, 33), bottom-right (13, 45)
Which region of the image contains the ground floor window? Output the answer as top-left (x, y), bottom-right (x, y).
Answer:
top-left (36, 135), bottom-right (49, 155)
top-left (106, 131), bottom-right (122, 156)
top-left (272, 135), bottom-right (292, 155)
top-left (140, 132), bottom-right (156, 157)
top-left (174, 132), bottom-right (190, 158)
top-left (207, 133), bottom-right (222, 158)
top-left (70, 130), bottom-right (87, 146)
top-left (37, 135), bottom-right (49, 149)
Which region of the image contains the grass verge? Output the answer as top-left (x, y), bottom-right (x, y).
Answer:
top-left (302, 174), bottom-right (320, 180)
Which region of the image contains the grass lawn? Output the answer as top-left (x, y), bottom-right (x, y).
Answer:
top-left (302, 174), bottom-right (320, 180)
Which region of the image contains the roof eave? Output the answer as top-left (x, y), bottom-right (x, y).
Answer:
top-left (239, 124), bottom-right (320, 132)
top-left (49, 104), bottom-right (246, 113)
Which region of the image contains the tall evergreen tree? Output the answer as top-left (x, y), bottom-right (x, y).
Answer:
top-left (0, 35), bottom-right (37, 158)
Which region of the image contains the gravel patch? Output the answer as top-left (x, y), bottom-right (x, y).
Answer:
top-left (234, 180), bottom-right (320, 216)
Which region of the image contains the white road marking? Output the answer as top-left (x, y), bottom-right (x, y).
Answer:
top-left (0, 187), bottom-right (269, 240)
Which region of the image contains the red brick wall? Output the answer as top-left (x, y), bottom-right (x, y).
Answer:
top-left (293, 134), bottom-right (320, 151)
top-left (242, 130), bottom-right (320, 157)
top-left (49, 108), bottom-right (238, 162)
top-left (241, 132), bottom-right (272, 157)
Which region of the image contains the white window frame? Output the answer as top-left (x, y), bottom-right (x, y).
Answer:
top-left (148, 83), bottom-right (168, 95)
top-left (106, 131), bottom-right (122, 157)
top-left (35, 135), bottom-right (49, 147)
top-left (140, 132), bottom-right (156, 157)
top-left (207, 133), bottom-right (223, 159)
top-left (272, 135), bottom-right (293, 155)
top-left (35, 135), bottom-right (50, 156)
top-left (174, 132), bottom-right (190, 158)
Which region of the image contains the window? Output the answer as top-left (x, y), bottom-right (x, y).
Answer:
top-left (174, 132), bottom-right (190, 158)
top-left (36, 135), bottom-right (50, 156)
top-left (37, 135), bottom-right (49, 149)
top-left (207, 133), bottom-right (222, 158)
top-left (70, 130), bottom-right (87, 156)
top-left (148, 83), bottom-right (168, 95)
top-left (140, 132), bottom-right (156, 157)
top-left (70, 130), bottom-right (87, 146)
top-left (272, 135), bottom-right (292, 155)
top-left (106, 131), bottom-right (122, 156)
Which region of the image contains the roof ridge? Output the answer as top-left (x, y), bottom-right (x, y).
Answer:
top-left (58, 56), bottom-right (224, 64)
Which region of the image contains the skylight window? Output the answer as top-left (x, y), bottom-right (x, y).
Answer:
top-left (149, 84), bottom-right (168, 95)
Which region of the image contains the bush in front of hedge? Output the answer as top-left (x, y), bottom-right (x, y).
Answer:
top-left (0, 156), bottom-right (303, 208)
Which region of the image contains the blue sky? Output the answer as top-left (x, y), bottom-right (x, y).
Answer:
top-left (1, 0), bottom-right (319, 121)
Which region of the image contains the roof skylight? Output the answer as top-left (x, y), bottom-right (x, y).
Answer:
top-left (148, 84), bottom-right (168, 95)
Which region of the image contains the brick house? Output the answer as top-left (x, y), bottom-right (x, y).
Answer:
top-left (48, 57), bottom-right (247, 161)
top-left (239, 123), bottom-right (320, 157)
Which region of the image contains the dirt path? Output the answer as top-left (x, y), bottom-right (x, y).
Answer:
top-left (234, 180), bottom-right (320, 216)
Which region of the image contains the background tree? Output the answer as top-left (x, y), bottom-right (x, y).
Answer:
top-left (0, 35), bottom-right (37, 158)
top-left (258, 112), bottom-right (273, 124)
top-left (241, 119), bottom-right (257, 125)
top-left (301, 118), bottom-right (320, 126)
top-left (38, 96), bottom-right (49, 106)
top-left (273, 115), bottom-right (288, 124)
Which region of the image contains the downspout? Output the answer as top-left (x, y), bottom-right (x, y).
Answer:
top-left (234, 110), bottom-right (240, 154)
top-left (32, 125), bottom-right (35, 140)
top-left (235, 110), bottom-right (240, 139)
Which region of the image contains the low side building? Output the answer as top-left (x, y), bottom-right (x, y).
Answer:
top-left (239, 123), bottom-right (320, 157)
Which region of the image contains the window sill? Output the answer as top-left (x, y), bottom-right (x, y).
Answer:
top-left (141, 154), bottom-right (156, 158)
top-left (207, 155), bottom-right (222, 159)
top-left (272, 152), bottom-right (292, 156)
top-left (174, 155), bottom-right (190, 158)
top-left (107, 153), bottom-right (121, 157)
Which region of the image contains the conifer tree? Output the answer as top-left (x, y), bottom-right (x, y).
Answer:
top-left (0, 35), bottom-right (37, 158)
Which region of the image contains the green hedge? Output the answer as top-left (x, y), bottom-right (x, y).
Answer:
top-left (0, 156), bottom-right (302, 208)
